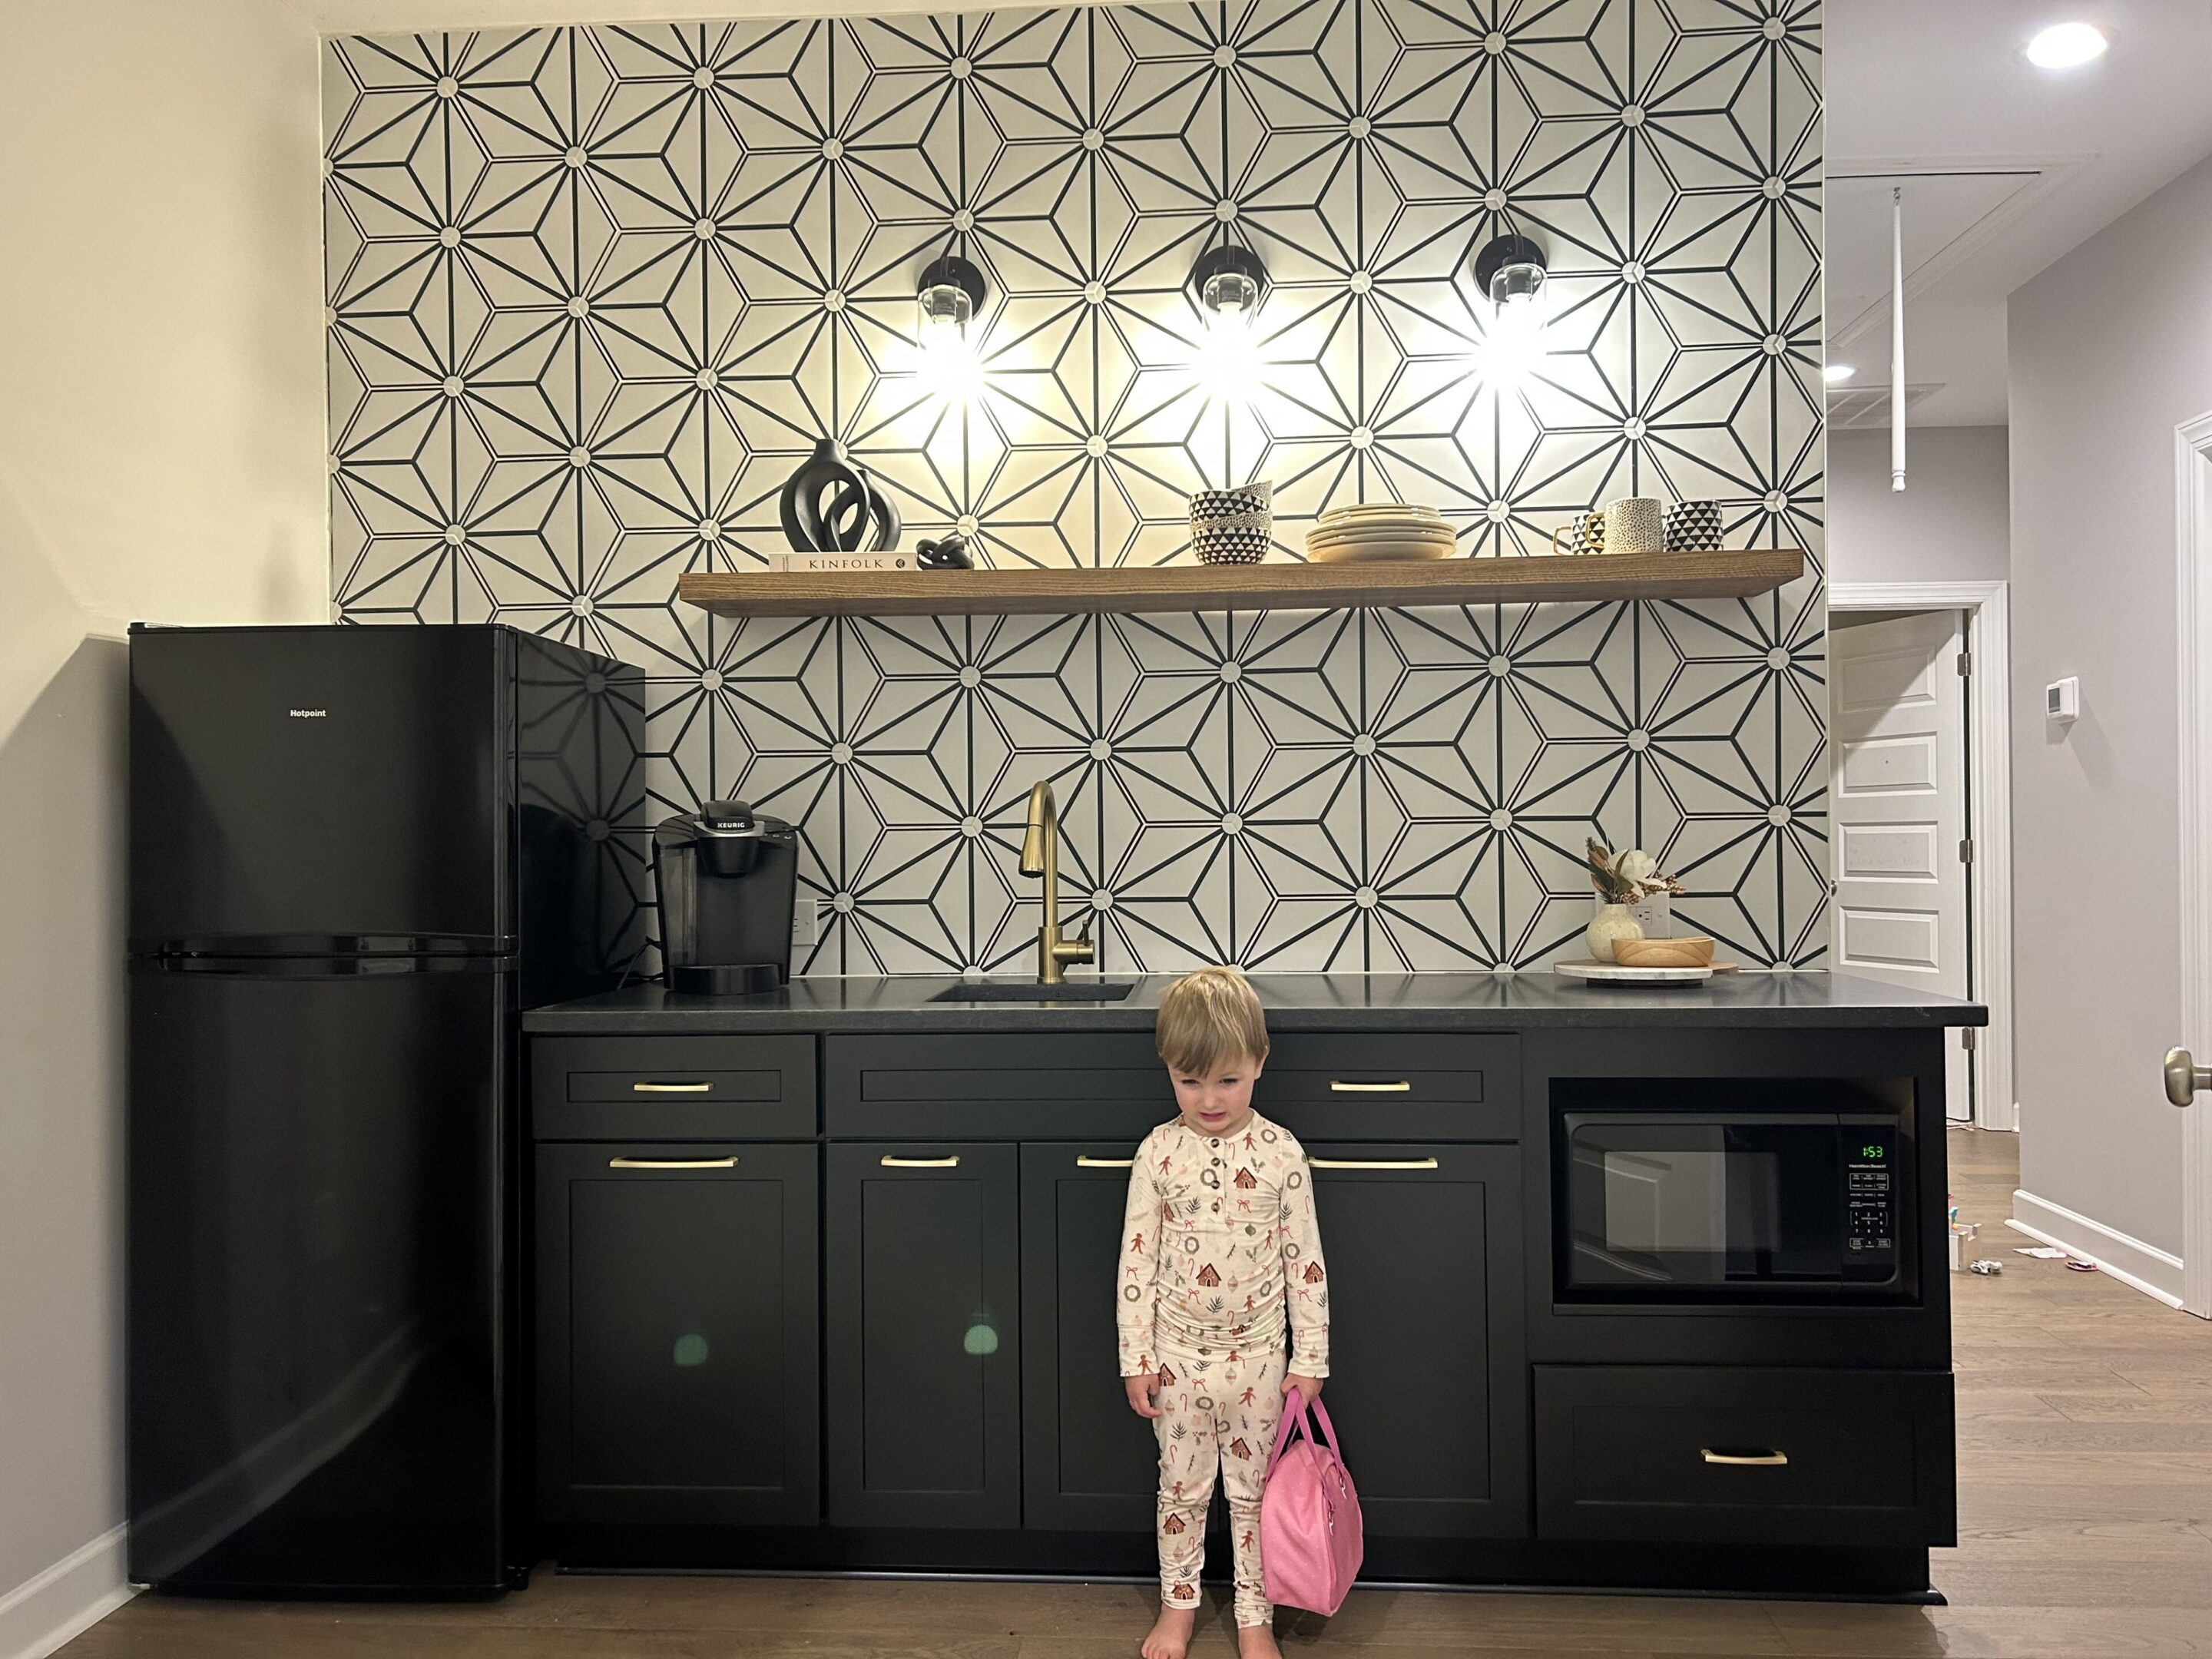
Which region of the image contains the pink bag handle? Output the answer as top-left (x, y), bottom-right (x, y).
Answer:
top-left (1267, 1392), bottom-right (1344, 1472)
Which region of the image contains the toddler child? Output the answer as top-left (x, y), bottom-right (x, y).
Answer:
top-left (1119, 965), bottom-right (1328, 1659)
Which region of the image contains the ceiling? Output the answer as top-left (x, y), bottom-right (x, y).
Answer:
top-left (1825, 0), bottom-right (2212, 426)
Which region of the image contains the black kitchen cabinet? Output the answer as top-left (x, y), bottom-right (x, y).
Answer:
top-left (1019, 1142), bottom-right (1159, 1532)
top-left (1306, 1143), bottom-right (1528, 1538)
top-left (1535, 1366), bottom-right (1956, 1546)
top-left (826, 1142), bottom-right (1022, 1529)
top-left (535, 1141), bottom-right (818, 1527)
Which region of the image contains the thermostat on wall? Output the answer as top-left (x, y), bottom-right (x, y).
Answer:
top-left (2045, 677), bottom-right (2080, 724)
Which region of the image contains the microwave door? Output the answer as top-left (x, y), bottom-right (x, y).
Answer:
top-left (1569, 1131), bottom-right (1731, 1287)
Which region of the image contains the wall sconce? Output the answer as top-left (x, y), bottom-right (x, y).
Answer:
top-left (1190, 243), bottom-right (1269, 336)
top-left (917, 253), bottom-right (985, 343)
top-left (1473, 230), bottom-right (1548, 382)
top-left (916, 253), bottom-right (987, 402)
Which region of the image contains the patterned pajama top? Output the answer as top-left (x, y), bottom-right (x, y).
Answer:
top-left (1117, 1112), bottom-right (1330, 1379)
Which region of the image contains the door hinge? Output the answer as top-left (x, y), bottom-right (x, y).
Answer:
top-left (1962, 1027), bottom-right (1979, 1051)
top-left (1959, 837), bottom-right (1975, 864)
top-left (1957, 649), bottom-right (1972, 677)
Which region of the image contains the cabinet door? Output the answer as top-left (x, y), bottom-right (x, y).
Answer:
top-left (1306, 1143), bottom-right (1527, 1538)
top-left (536, 1142), bottom-right (818, 1527)
top-left (1020, 1143), bottom-right (1160, 1532)
top-left (827, 1143), bottom-right (1021, 1529)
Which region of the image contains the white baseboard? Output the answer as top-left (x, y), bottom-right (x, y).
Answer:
top-left (0, 1525), bottom-right (132, 1659)
top-left (2010, 1188), bottom-right (2187, 1308)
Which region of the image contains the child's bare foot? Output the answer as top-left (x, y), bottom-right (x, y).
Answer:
top-left (1141, 1602), bottom-right (1196, 1659)
top-left (1236, 1622), bottom-right (1283, 1659)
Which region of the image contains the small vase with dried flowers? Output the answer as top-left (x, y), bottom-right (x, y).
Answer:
top-left (1584, 839), bottom-right (1687, 962)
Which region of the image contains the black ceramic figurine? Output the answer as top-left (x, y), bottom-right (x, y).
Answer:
top-left (778, 438), bottom-right (901, 553)
top-left (914, 532), bottom-right (973, 570)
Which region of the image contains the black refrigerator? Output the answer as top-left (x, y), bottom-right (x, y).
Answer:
top-left (127, 624), bottom-right (644, 1594)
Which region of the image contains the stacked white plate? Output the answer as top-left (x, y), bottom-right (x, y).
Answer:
top-left (1306, 503), bottom-right (1457, 564)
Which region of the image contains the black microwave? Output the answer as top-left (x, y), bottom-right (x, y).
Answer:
top-left (1553, 1078), bottom-right (1916, 1303)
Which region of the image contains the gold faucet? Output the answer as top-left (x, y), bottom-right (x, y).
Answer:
top-left (1018, 780), bottom-right (1094, 985)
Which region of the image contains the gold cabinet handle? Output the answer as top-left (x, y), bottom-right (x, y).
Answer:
top-left (880, 1155), bottom-right (961, 1168)
top-left (1700, 1447), bottom-right (1788, 1466)
top-left (1330, 1080), bottom-right (1411, 1093)
top-left (1309, 1157), bottom-right (1440, 1171)
top-left (1075, 1156), bottom-right (1134, 1168)
top-left (609, 1155), bottom-right (737, 1170)
top-left (632, 1081), bottom-right (713, 1094)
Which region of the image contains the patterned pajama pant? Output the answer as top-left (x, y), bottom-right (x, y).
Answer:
top-left (1152, 1339), bottom-right (1287, 1628)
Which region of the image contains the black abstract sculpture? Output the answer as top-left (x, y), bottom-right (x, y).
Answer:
top-left (914, 532), bottom-right (973, 570)
top-left (778, 438), bottom-right (902, 553)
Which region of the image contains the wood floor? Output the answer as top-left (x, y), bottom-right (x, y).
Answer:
top-left (61, 1131), bottom-right (2212, 1659)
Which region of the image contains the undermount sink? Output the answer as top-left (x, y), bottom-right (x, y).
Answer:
top-left (930, 980), bottom-right (1135, 1002)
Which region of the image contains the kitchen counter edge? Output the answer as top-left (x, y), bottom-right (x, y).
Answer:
top-left (526, 971), bottom-right (1988, 1035)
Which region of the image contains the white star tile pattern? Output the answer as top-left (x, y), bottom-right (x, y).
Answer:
top-left (325, 0), bottom-right (1828, 975)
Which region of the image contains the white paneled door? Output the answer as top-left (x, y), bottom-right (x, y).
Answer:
top-left (1831, 611), bottom-right (1972, 1121)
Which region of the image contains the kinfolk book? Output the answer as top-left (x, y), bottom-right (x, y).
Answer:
top-left (760, 551), bottom-right (914, 572)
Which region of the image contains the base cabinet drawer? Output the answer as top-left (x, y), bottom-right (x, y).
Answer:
top-left (534, 1035), bottom-right (816, 1139)
top-left (1535, 1366), bottom-right (1955, 1546)
top-left (536, 1142), bottom-right (820, 1527)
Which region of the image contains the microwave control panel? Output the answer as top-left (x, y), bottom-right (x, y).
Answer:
top-left (1843, 1124), bottom-right (1899, 1277)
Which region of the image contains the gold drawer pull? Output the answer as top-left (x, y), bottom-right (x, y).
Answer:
top-left (632, 1081), bottom-right (713, 1094)
top-left (609, 1156), bottom-right (737, 1170)
top-left (880, 1155), bottom-right (961, 1168)
top-left (1076, 1156), bottom-right (1134, 1168)
top-left (1309, 1157), bottom-right (1440, 1171)
top-left (1700, 1447), bottom-right (1789, 1467)
top-left (1330, 1080), bottom-right (1411, 1093)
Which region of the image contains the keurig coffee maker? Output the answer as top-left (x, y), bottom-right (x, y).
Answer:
top-left (652, 800), bottom-right (800, 993)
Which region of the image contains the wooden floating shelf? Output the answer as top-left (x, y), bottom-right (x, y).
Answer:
top-left (677, 548), bottom-right (1806, 620)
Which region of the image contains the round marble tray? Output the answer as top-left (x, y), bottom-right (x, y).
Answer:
top-left (1554, 957), bottom-right (1738, 984)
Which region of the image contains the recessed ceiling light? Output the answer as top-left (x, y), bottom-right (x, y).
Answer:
top-left (2025, 22), bottom-right (2108, 68)
top-left (1823, 363), bottom-right (1856, 385)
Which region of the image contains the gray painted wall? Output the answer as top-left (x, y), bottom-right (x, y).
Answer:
top-left (2008, 152), bottom-right (2212, 1261)
top-left (1827, 425), bottom-right (2008, 589)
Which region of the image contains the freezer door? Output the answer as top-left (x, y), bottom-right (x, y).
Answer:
top-left (127, 961), bottom-right (509, 1592)
top-left (131, 627), bottom-right (505, 946)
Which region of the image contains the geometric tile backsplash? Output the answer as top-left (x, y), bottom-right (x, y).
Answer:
top-left (324, 0), bottom-right (1829, 974)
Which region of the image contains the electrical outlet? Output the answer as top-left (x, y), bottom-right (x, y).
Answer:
top-left (792, 895), bottom-right (823, 949)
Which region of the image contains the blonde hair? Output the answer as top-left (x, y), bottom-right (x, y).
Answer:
top-left (1155, 965), bottom-right (1270, 1076)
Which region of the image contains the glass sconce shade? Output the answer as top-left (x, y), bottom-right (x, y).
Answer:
top-left (1189, 243), bottom-right (1270, 329)
top-left (916, 253), bottom-right (986, 338)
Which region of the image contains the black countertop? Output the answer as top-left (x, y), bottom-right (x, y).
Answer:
top-left (526, 970), bottom-right (1986, 1035)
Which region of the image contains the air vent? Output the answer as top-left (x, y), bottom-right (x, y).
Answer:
top-left (1826, 382), bottom-right (1944, 429)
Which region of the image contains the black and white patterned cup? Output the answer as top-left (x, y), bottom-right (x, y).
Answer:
top-left (1190, 481), bottom-right (1273, 525)
top-left (1193, 523), bottom-right (1273, 565)
top-left (1601, 495), bottom-right (1665, 556)
top-left (1549, 511), bottom-right (1605, 556)
top-left (1665, 498), bottom-right (1723, 551)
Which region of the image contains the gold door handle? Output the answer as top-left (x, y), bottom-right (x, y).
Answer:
top-left (1700, 1447), bottom-right (1788, 1466)
top-left (1309, 1157), bottom-right (1441, 1171)
top-left (1330, 1080), bottom-right (1411, 1093)
top-left (608, 1156), bottom-right (738, 1170)
top-left (632, 1081), bottom-right (713, 1094)
top-left (880, 1155), bottom-right (961, 1168)
top-left (1075, 1156), bottom-right (1134, 1168)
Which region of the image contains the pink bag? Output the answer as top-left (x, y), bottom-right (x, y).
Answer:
top-left (1259, 1394), bottom-right (1363, 1616)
